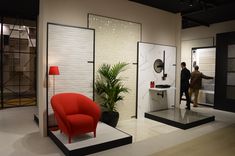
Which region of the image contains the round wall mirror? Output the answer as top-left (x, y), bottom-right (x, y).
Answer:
top-left (153, 59), bottom-right (164, 73)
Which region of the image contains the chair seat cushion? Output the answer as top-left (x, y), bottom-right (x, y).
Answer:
top-left (66, 114), bottom-right (94, 134)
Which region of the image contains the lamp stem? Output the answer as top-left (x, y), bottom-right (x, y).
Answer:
top-left (53, 75), bottom-right (55, 95)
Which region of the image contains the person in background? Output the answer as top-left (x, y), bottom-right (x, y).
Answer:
top-left (189, 65), bottom-right (213, 107)
top-left (180, 62), bottom-right (191, 110)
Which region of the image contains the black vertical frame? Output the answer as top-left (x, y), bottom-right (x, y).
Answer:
top-left (0, 17), bottom-right (3, 108)
top-left (215, 31), bottom-right (235, 112)
top-left (46, 22), bottom-right (96, 130)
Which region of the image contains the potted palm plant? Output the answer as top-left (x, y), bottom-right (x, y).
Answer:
top-left (95, 62), bottom-right (129, 127)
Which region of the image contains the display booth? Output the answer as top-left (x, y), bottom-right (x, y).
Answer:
top-left (46, 23), bottom-right (132, 156)
top-left (137, 42), bottom-right (215, 129)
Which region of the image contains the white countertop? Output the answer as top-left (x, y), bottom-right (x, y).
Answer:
top-left (149, 87), bottom-right (175, 91)
top-left (200, 90), bottom-right (214, 94)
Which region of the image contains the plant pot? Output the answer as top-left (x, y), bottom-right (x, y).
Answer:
top-left (101, 111), bottom-right (119, 127)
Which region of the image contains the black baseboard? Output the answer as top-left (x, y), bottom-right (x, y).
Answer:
top-left (48, 129), bottom-right (132, 156)
top-left (145, 112), bottom-right (215, 130)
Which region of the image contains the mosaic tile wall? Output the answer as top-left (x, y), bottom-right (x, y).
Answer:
top-left (89, 14), bottom-right (141, 120)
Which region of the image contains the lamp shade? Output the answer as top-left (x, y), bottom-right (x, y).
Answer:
top-left (49, 66), bottom-right (60, 75)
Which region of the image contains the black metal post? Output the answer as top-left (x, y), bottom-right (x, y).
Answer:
top-left (1, 17), bottom-right (4, 108)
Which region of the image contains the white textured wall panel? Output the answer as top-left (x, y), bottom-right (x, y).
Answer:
top-left (47, 24), bottom-right (94, 126)
top-left (89, 14), bottom-right (141, 120)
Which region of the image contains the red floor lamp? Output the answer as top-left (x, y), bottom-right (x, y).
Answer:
top-left (49, 66), bottom-right (60, 95)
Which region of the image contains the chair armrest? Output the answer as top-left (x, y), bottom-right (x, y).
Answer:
top-left (51, 100), bottom-right (71, 131)
top-left (78, 97), bottom-right (101, 126)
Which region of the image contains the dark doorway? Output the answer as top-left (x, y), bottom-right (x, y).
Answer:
top-left (215, 31), bottom-right (235, 113)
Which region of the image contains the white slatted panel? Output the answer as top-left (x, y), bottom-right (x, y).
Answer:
top-left (47, 24), bottom-right (94, 126)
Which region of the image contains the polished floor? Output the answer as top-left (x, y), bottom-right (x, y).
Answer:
top-left (0, 105), bottom-right (235, 156)
top-left (151, 124), bottom-right (235, 156)
top-left (0, 106), bottom-right (64, 156)
top-left (117, 117), bottom-right (178, 142)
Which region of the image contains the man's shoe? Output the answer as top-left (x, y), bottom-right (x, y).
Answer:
top-left (185, 107), bottom-right (190, 110)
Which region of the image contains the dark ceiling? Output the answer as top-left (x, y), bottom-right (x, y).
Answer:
top-left (130, 0), bottom-right (235, 29)
top-left (0, 0), bottom-right (39, 20)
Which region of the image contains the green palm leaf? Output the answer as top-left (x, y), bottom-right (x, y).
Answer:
top-left (95, 62), bottom-right (129, 112)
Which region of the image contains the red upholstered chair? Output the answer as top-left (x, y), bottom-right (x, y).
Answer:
top-left (51, 93), bottom-right (101, 143)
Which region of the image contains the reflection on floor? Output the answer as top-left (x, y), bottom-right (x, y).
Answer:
top-left (117, 118), bottom-right (179, 142)
top-left (0, 106), bottom-right (64, 156)
top-left (151, 124), bottom-right (235, 156)
top-left (3, 97), bottom-right (36, 108)
top-left (145, 108), bottom-right (215, 129)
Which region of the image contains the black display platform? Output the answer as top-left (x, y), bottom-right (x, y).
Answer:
top-left (48, 122), bottom-right (132, 156)
top-left (145, 108), bottom-right (215, 129)
top-left (34, 113), bottom-right (39, 125)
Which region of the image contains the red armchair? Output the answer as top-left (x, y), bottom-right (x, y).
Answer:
top-left (51, 93), bottom-right (101, 143)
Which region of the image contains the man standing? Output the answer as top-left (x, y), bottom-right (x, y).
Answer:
top-left (180, 62), bottom-right (191, 110)
top-left (190, 65), bottom-right (213, 107)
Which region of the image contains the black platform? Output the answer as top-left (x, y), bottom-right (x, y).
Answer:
top-left (145, 108), bottom-right (215, 130)
top-left (48, 122), bottom-right (132, 156)
top-left (33, 114), bottom-right (39, 125)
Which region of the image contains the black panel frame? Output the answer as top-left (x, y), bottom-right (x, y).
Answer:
top-left (46, 22), bottom-right (96, 129)
top-left (87, 13), bottom-right (143, 118)
top-left (215, 31), bottom-right (235, 112)
top-left (137, 41), bottom-right (177, 118)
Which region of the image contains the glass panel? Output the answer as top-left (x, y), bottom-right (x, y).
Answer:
top-left (3, 72), bottom-right (20, 107)
top-left (191, 47), bottom-right (216, 106)
top-left (227, 86), bottom-right (235, 100)
top-left (228, 59), bottom-right (235, 72)
top-left (2, 17), bottom-right (36, 108)
top-left (228, 44), bottom-right (235, 58)
top-left (227, 73), bottom-right (235, 86)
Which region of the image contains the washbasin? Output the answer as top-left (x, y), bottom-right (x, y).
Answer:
top-left (155, 84), bottom-right (171, 88)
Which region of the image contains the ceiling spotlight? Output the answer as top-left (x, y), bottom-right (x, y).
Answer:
top-left (189, 0), bottom-right (193, 7)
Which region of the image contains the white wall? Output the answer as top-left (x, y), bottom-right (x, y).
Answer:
top-left (181, 20), bottom-right (235, 70)
top-left (38, 0), bottom-right (181, 136)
